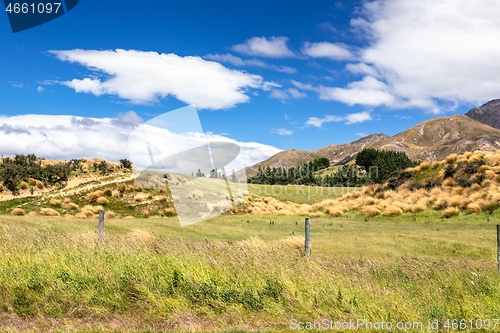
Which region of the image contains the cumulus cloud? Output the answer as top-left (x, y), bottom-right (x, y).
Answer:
top-left (302, 42), bottom-right (353, 60)
top-left (271, 128), bottom-right (293, 136)
top-left (319, 76), bottom-right (395, 107)
top-left (328, 0), bottom-right (500, 112)
top-left (204, 53), bottom-right (297, 73)
top-left (36, 86), bottom-right (44, 93)
top-left (232, 36), bottom-right (295, 58)
top-left (0, 114), bottom-right (281, 172)
top-left (305, 111), bottom-right (372, 128)
top-left (50, 49), bottom-right (275, 110)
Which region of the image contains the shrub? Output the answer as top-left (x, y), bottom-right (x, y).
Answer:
top-left (28, 211), bottom-right (38, 217)
top-left (164, 207), bottom-right (176, 216)
top-left (11, 208), bottom-right (25, 216)
top-left (28, 178), bottom-right (37, 186)
top-left (454, 175), bottom-right (472, 187)
top-left (20, 181), bottom-right (28, 189)
top-left (0, 184), bottom-right (3, 192)
top-left (35, 180), bottom-right (44, 189)
top-left (103, 188), bottom-right (113, 197)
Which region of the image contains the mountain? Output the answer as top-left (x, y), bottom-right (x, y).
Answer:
top-left (465, 99), bottom-right (500, 130)
top-left (241, 113), bottom-right (500, 178)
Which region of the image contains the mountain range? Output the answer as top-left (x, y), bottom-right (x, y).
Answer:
top-left (241, 100), bottom-right (500, 177)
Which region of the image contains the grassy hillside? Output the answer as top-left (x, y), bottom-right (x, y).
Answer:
top-left (241, 150), bottom-right (500, 220)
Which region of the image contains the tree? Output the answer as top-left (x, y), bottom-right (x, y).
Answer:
top-left (119, 158), bottom-right (133, 169)
top-left (230, 170), bottom-right (237, 182)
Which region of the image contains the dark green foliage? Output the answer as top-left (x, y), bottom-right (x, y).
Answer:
top-left (386, 170), bottom-right (416, 190)
top-left (454, 175), bottom-right (472, 187)
top-left (464, 159), bottom-right (485, 174)
top-left (356, 149), bottom-right (418, 183)
top-left (247, 157), bottom-right (364, 187)
top-left (119, 158), bottom-right (133, 169)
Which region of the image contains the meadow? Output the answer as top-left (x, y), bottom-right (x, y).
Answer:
top-left (0, 208), bottom-right (499, 332)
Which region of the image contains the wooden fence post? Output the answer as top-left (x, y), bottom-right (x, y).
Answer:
top-left (497, 225), bottom-right (500, 271)
top-left (98, 210), bottom-right (104, 245)
top-left (305, 218), bottom-right (311, 256)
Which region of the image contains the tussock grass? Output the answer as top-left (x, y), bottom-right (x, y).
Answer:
top-left (11, 208), bottom-right (25, 216)
top-left (39, 208), bottom-right (60, 216)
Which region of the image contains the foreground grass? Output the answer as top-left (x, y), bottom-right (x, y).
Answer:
top-left (0, 214), bottom-right (499, 332)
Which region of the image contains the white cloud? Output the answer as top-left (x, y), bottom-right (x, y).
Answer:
top-left (302, 42), bottom-right (353, 60)
top-left (345, 63), bottom-right (379, 77)
top-left (204, 53), bottom-right (297, 73)
top-left (355, 132), bottom-right (368, 137)
top-left (334, 0), bottom-right (500, 112)
top-left (318, 76), bottom-right (395, 106)
top-left (270, 90), bottom-right (290, 102)
top-left (272, 128), bottom-right (293, 135)
top-left (0, 113), bottom-right (281, 171)
top-left (232, 36), bottom-right (295, 58)
top-left (305, 111), bottom-right (372, 128)
top-left (286, 88), bottom-right (307, 99)
top-left (291, 80), bottom-right (315, 91)
top-left (270, 88), bottom-right (307, 102)
top-left (50, 49), bottom-right (274, 110)
top-left (36, 86), bottom-right (44, 93)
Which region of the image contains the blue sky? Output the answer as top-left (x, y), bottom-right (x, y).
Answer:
top-left (1, 0), bottom-right (500, 166)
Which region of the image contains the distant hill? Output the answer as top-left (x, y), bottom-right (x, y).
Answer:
top-left (241, 112), bottom-right (500, 178)
top-left (465, 99), bottom-right (500, 130)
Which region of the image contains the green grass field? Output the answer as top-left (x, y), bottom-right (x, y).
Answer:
top-left (0, 209), bottom-right (499, 332)
top-left (248, 184), bottom-right (358, 204)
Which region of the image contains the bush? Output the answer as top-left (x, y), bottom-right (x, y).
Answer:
top-left (454, 175), bottom-right (472, 187)
top-left (20, 181), bottom-right (28, 189)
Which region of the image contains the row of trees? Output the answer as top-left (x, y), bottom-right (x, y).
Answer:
top-left (247, 150), bottom-right (417, 187)
top-left (355, 148), bottom-right (418, 183)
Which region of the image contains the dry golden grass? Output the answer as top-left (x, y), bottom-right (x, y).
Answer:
top-left (105, 211), bottom-right (116, 219)
top-left (97, 197), bottom-right (109, 205)
top-left (36, 180), bottom-right (44, 189)
top-left (103, 188), bottom-right (113, 197)
top-left (157, 196), bottom-right (168, 203)
top-left (28, 178), bottom-right (37, 186)
top-left (362, 206), bottom-right (381, 217)
top-left (283, 235), bottom-right (305, 252)
top-left (190, 189), bottom-right (204, 200)
top-left (445, 154), bottom-right (458, 164)
top-left (118, 183), bottom-right (126, 193)
top-left (382, 205), bottom-right (402, 217)
top-left (50, 199), bottom-right (61, 207)
top-left (0, 184), bottom-right (3, 192)
top-left (419, 161), bottom-right (431, 170)
top-left (86, 190), bottom-right (104, 203)
top-left (20, 181), bottom-right (28, 189)
top-left (40, 208), bottom-right (60, 217)
top-left (442, 207), bottom-right (460, 218)
top-left (63, 197), bottom-right (72, 204)
top-left (164, 207), bottom-right (176, 216)
top-left (11, 208), bottom-right (25, 216)
top-left (63, 202), bottom-right (79, 211)
top-left (28, 211), bottom-right (38, 217)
